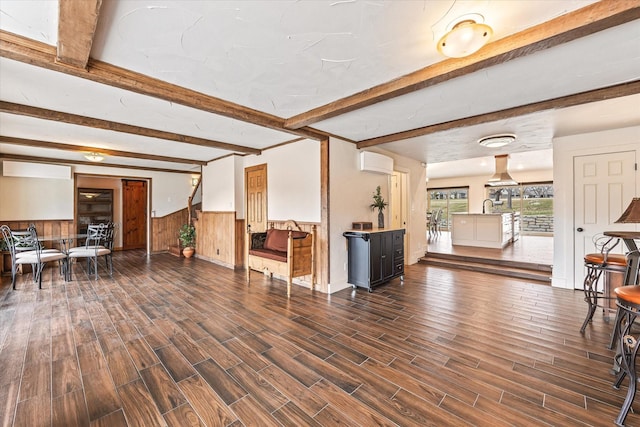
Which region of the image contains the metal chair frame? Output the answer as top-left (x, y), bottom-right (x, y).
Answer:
top-left (612, 292), bottom-right (640, 426)
top-left (580, 234), bottom-right (627, 333)
top-left (1, 224), bottom-right (67, 289)
top-left (67, 223), bottom-right (112, 280)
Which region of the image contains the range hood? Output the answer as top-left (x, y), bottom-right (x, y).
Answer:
top-left (487, 154), bottom-right (518, 186)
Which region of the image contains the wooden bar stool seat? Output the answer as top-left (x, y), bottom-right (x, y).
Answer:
top-left (613, 285), bottom-right (640, 426)
top-left (580, 235), bottom-right (628, 333)
top-left (584, 253), bottom-right (628, 265)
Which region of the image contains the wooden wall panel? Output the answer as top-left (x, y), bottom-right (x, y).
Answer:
top-left (195, 211), bottom-right (236, 268)
top-left (235, 219), bottom-right (245, 268)
top-left (267, 219), bottom-right (324, 290)
top-left (1, 220), bottom-right (75, 251)
top-left (151, 208), bottom-right (189, 253)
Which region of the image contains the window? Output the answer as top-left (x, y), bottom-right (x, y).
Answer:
top-left (486, 182), bottom-right (553, 234)
top-left (427, 187), bottom-right (469, 231)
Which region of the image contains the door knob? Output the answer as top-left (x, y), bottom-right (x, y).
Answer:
top-left (577, 227), bottom-right (584, 232)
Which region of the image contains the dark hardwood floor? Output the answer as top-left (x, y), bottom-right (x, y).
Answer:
top-left (0, 250), bottom-right (634, 426)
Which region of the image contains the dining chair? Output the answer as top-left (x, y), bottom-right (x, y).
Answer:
top-left (102, 222), bottom-right (118, 275)
top-left (67, 223), bottom-right (112, 280)
top-left (580, 234), bottom-right (627, 333)
top-left (1, 224), bottom-right (67, 289)
top-left (429, 208), bottom-right (442, 238)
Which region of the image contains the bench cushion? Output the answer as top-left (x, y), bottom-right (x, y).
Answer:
top-left (249, 248), bottom-right (287, 262)
top-left (264, 228), bottom-right (307, 252)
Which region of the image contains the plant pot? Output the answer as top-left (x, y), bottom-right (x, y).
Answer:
top-left (378, 211), bottom-right (384, 228)
top-left (182, 247), bottom-right (195, 258)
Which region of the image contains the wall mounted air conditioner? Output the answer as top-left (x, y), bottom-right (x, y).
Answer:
top-left (2, 160), bottom-right (71, 179)
top-left (359, 151), bottom-right (393, 175)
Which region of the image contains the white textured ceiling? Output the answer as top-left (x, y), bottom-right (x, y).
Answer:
top-left (0, 0), bottom-right (638, 177)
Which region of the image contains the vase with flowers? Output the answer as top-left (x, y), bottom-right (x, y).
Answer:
top-left (370, 186), bottom-right (388, 228)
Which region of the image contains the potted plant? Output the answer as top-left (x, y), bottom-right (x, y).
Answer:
top-left (370, 185), bottom-right (388, 228)
top-left (179, 224), bottom-right (196, 258)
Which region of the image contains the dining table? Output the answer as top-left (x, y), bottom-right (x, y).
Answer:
top-left (39, 234), bottom-right (88, 279)
top-left (39, 234), bottom-right (87, 248)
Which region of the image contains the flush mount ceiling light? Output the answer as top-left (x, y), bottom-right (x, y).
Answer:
top-left (478, 134), bottom-right (516, 148)
top-left (84, 152), bottom-right (105, 162)
top-left (437, 17), bottom-right (493, 58)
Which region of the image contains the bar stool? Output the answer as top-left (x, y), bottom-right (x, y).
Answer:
top-left (580, 235), bottom-right (627, 333)
top-left (613, 285), bottom-right (640, 426)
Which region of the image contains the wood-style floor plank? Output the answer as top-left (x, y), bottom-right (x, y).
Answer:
top-left (0, 249), bottom-right (638, 426)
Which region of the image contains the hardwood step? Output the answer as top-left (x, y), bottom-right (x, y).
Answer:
top-left (419, 252), bottom-right (552, 283)
top-left (168, 244), bottom-right (183, 257)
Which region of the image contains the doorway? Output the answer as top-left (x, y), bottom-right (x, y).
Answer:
top-left (122, 180), bottom-right (148, 250)
top-left (75, 175), bottom-right (150, 253)
top-left (573, 151), bottom-right (636, 289)
top-left (245, 164), bottom-right (268, 232)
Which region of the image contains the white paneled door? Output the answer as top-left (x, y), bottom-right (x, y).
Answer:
top-left (574, 151), bottom-right (636, 289)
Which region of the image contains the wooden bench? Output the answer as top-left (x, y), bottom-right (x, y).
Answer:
top-left (246, 220), bottom-right (315, 297)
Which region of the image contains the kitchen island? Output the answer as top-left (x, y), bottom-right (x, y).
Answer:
top-left (451, 212), bottom-right (519, 249)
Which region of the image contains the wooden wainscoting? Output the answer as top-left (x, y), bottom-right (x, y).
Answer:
top-left (268, 219), bottom-right (324, 292)
top-left (0, 219), bottom-right (75, 251)
top-left (0, 219), bottom-right (75, 275)
top-left (235, 219), bottom-right (245, 268)
top-left (195, 211), bottom-right (237, 268)
top-left (150, 208), bottom-right (189, 253)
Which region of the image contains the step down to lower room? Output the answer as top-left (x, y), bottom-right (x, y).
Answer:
top-left (419, 252), bottom-right (552, 283)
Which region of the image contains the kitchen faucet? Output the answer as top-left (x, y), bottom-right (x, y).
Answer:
top-left (482, 199), bottom-right (494, 214)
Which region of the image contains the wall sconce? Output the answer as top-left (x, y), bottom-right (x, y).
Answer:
top-left (437, 17), bottom-right (493, 58)
top-left (191, 177), bottom-right (199, 187)
top-left (84, 152), bottom-right (105, 162)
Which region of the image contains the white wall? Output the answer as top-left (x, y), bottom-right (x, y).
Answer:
top-left (427, 168), bottom-right (553, 214)
top-left (202, 156), bottom-right (236, 212)
top-left (552, 126), bottom-right (640, 289)
top-left (370, 147), bottom-right (428, 265)
top-left (328, 138), bottom-right (427, 293)
top-left (0, 162), bottom-right (194, 220)
top-left (243, 139), bottom-right (321, 223)
top-left (0, 174), bottom-right (74, 220)
top-left (234, 156), bottom-right (244, 218)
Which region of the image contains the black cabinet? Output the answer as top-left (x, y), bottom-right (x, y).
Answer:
top-left (344, 229), bottom-right (405, 292)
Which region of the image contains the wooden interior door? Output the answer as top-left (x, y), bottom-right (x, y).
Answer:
top-left (122, 179), bottom-right (147, 250)
top-left (573, 151), bottom-right (636, 288)
top-left (245, 164), bottom-right (268, 232)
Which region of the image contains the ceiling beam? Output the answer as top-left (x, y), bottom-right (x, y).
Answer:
top-left (285, 0), bottom-right (640, 129)
top-left (57, 0), bottom-right (102, 69)
top-left (0, 135), bottom-right (207, 165)
top-left (0, 154), bottom-right (195, 174)
top-left (357, 80), bottom-right (640, 148)
top-left (0, 101), bottom-right (261, 155)
top-left (0, 30), bottom-right (327, 141)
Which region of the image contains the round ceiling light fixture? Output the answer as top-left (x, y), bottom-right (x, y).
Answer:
top-left (437, 17), bottom-right (493, 58)
top-left (478, 134), bottom-right (516, 148)
top-left (84, 152), bottom-right (105, 162)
